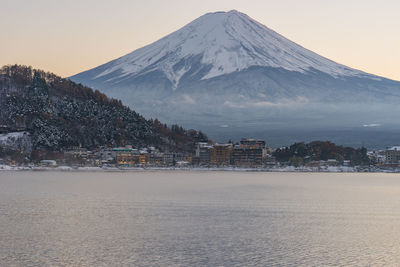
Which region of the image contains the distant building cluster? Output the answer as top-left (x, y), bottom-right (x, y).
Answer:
top-left (33, 139), bottom-right (274, 168)
top-left (367, 146), bottom-right (400, 167)
top-left (38, 144), bottom-right (400, 169)
top-left (61, 145), bottom-right (191, 167)
top-left (4, 135), bottom-right (400, 170)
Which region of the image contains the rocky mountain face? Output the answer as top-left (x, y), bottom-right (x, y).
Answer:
top-left (71, 10), bottom-right (400, 147)
top-left (0, 65), bottom-right (208, 158)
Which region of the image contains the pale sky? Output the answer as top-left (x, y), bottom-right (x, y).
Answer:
top-left (1, 0), bottom-right (399, 81)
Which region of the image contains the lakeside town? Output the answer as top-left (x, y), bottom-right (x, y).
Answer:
top-left (1, 137), bottom-right (400, 172)
top-left (1, 66), bottom-right (399, 173)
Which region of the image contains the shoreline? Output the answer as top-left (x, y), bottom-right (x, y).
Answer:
top-left (1, 165), bottom-right (399, 173)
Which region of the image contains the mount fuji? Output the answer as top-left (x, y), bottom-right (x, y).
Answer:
top-left (71, 10), bottom-right (400, 147)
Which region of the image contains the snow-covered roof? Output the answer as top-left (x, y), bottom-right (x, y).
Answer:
top-left (387, 146), bottom-right (400, 151)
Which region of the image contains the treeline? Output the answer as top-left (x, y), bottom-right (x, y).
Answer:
top-left (0, 65), bottom-right (208, 157)
top-left (273, 141), bottom-right (370, 166)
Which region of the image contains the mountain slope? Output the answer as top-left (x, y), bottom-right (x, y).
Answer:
top-left (71, 10), bottom-right (400, 147)
top-left (0, 65), bottom-right (208, 156)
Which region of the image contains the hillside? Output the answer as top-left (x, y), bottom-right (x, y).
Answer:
top-left (0, 65), bottom-right (208, 158)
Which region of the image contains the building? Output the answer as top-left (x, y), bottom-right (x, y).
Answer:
top-left (386, 146), bottom-right (400, 165)
top-left (40, 160), bottom-right (57, 167)
top-left (195, 142), bottom-right (213, 165)
top-left (232, 147), bottom-right (264, 166)
top-left (184, 156), bottom-right (193, 164)
top-left (232, 139), bottom-right (267, 167)
top-left (114, 147), bottom-right (134, 166)
top-left (173, 153), bottom-right (186, 163)
top-left (138, 154), bottom-right (147, 165)
top-left (239, 139), bottom-right (266, 150)
top-left (63, 147), bottom-right (91, 166)
top-left (163, 153), bottom-right (174, 166)
top-left (148, 152), bottom-right (165, 166)
top-left (210, 144), bottom-right (233, 166)
top-left (114, 147), bottom-right (149, 166)
top-left (326, 159), bottom-right (338, 166)
top-left (95, 147), bottom-right (115, 163)
top-left (367, 150), bottom-right (386, 165)
top-left (264, 155), bottom-right (277, 167)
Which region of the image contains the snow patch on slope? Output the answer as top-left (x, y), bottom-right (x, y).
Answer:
top-left (0, 132), bottom-right (32, 153)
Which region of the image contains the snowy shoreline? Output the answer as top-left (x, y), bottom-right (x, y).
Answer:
top-left (0, 165), bottom-right (399, 173)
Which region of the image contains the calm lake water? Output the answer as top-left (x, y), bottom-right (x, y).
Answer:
top-left (1, 171), bottom-right (400, 266)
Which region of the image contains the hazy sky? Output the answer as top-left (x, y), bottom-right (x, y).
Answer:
top-left (1, 0), bottom-right (399, 80)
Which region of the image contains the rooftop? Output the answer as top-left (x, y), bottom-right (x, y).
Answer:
top-left (387, 146), bottom-right (400, 151)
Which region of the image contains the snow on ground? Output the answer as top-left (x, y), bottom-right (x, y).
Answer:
top-left (0, 165), bottom-right (13, 170)
top-left (0, 132), bottom-right (32, 152)
top-left (0, 132), bottom-right (26, 143)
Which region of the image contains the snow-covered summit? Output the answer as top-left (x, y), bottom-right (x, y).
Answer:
top-left (92, 10), bottom-right (364, 88)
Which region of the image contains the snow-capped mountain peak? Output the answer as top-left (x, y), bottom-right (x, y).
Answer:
top-left (71, 10), bottom-right (400, 146)
top-left (92, 10), bottom-right (363, 88)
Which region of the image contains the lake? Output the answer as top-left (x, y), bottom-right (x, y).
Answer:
top-left (1, 171), bottom-right (400, 266)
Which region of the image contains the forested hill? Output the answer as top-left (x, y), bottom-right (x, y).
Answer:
top-left (0, 65), bottom-right (208, 154)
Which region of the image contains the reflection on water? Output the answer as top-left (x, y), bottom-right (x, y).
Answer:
top-left (1, 171), bottom-right (400, 266)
